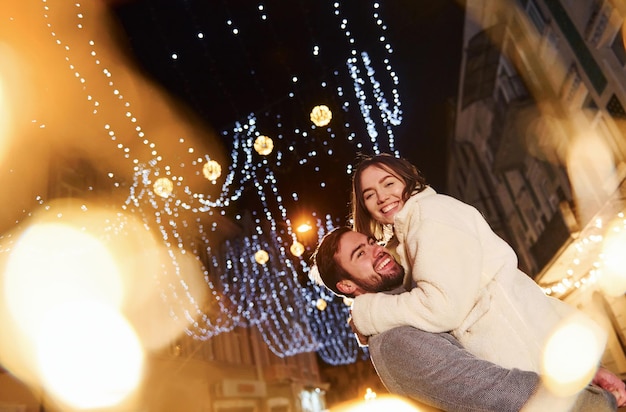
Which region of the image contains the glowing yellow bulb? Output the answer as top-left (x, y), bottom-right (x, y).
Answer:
top-left (290, 241), bottom-right (305, 257)
top-left (310, 104), bottom-right (332, 127)
top-left (254, 135), bottom-right (273, 155)
top-left (316, 298), bottom-right (327, 311)
top-left (153, 177), bottom-right (173, 198)
top-left (254, 249), bottom-right (269, 265)
top-left (202, 160), bottom-right (222, 182)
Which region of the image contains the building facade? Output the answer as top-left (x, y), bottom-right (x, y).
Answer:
top-left (450, 0), bottom-right (626, 378)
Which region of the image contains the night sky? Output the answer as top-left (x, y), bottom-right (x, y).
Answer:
top-left (108, 0), bottom-right (466, 224)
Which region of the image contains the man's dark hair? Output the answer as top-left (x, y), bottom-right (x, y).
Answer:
top-left (311, 226), bottom-right (353, 297)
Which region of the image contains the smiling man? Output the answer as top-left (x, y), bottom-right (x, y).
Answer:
top-left (311, 226), bottom-right (623, 412)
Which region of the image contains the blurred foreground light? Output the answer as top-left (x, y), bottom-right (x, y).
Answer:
top-left (4, 221), bottom-right (124, 341)
top-left (0, 200), bottom-right (197, 403)
top-left (0, 71), bottom-right (10, 164)
top-left (541, 313), bottom-right (606, 397)
top-left (0, 42), bottom-right (25, 166)
top-left (598, 220), bottom-right (626, 296)
top-left (566, 124), bottom-right (616, 224)
top-left (296, 223), bottom-right (313, 233)
top-left (330, 394), bottom-right (425, 412)
top-left (37, 301), bottom-right (144, 410)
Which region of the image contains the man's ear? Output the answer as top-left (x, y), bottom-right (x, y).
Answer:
top-left (336, 280), bottom-right (355, 295)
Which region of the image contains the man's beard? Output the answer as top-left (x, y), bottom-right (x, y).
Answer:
top-left (350, 266), bottom-right (405, 293)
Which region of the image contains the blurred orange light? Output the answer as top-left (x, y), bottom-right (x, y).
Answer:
top-left (296, 223), bottom-right (312, 233)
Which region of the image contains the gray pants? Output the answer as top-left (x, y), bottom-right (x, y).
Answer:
top-left (368, 326), bottom-right (617, 412)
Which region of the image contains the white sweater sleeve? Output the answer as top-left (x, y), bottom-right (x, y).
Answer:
top-left (351, 218), bottom-right (485, 336)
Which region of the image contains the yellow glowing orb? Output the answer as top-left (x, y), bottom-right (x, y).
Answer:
top-left (290, 240), bottom-right (305, 257)
top-left (254, 249), bottom-right (269, 265)
top-left (310, 104), bottom-right (332, 127)
top-left (202, 160), bottom-right (222, 182)
top-left (153, 177), bottom-right (173, 198)
top-left (541, 314), bottom-right (605, 397)
top-left (254, 135), bottom-right (274, 155)
top-left (37, 301), bottom-right (144, 410)
top-left (316, 298), bottom-right (327, 311)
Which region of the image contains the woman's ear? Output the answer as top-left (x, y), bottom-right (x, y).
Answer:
top-left (336, 280), bottom-right (355, 295)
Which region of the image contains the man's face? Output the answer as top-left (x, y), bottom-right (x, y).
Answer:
top-left (334, 231), bottom-right (404, 296)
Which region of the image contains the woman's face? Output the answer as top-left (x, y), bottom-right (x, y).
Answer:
top-left (359, 165), bottom-right (406, 225)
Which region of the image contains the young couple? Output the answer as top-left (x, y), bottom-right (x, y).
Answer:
top-left (312, 153), bottom-right (626, 411)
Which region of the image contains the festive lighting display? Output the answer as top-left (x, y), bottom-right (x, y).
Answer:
top-left (0, 0), bottom-right (403, 365)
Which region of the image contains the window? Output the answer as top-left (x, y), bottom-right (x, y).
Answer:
top-left (611, 28), bottom-right (626, 66)
top-left (526, 0), bottom-right (547, 34)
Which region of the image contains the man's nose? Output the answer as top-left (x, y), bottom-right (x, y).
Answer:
top-left (372, 243), bottom-right (384, 255)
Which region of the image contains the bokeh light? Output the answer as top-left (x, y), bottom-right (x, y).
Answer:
top-left (37, 300), bottom-right (144, 410)
top-left (541, 313), bottom-right (606, 397)
top-left (202, 159), bottom-right (222, 182)
top-left (598, 217), bottom-right (626, 296)
top-left (329, 394), bottom-right (429, 412)
top-left (4, 219), bottom-right (124, 341)
top-left (254, 135), bottom-right (274, 155)
top-left (254, 249), bottom-right (270, 264)
top-left (0, 200), bottom-right (200, 408)
top-left (566, 119), bottom-right (617, 224)
top-left (290, 240), bottom-right (305, 257)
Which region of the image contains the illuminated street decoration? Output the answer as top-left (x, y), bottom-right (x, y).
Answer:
top-left (254, 249), bottom-right (269, 265)
top-left (2, 0), bottom-right (405, 363)
top-left (202, 160), bottom-right (222, 182)
top-left (254, 135), bottom-right (274, 156)
top-left (290, 240), bottom-right (305, 257)
top-left (310, 105), bottom-right (332, 127)
top-left (153, 177), bottom-right (173, 198)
